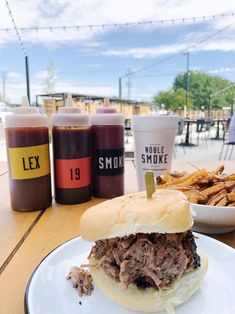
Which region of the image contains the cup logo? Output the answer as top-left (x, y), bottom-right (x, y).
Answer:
top-left (141, 145), bottom-right (168, 165)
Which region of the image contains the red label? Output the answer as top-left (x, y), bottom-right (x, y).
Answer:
top-left (56, 157), bottom-right (91, 189)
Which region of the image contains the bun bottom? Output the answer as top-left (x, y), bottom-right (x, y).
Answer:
top-left (89, 253), bottom-right (208, 313)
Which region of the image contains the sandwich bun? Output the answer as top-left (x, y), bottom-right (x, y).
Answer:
top-left (89, 253), bottom-right (208, 313)
top-left (80, 189), bottom-right (193, 242)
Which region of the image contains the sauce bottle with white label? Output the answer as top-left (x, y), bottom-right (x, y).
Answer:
top-left (90, 98), bottom-right (124, 198)
top-left (5, 96), bottom-right (52, 212)
top-left (51, 94), bottom-right (91, 204)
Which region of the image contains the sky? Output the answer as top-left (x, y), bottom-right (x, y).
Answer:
top-left (1, 0), bottom-right (235, 104)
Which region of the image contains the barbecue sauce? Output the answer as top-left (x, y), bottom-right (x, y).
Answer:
top-left (5, 98), bottom-right (51, 211)
top-left (91, 98), bottom-right (124, 198)
top-left (51, 95), bottom-right (91, 204)
top-left (52, 126), bottom-right (91, 204)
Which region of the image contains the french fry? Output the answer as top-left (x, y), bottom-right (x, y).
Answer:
top-left (206, 189), bottom-right (227, 206)
top-left (162, 170), bottom-right (177, 184)
top-left (200, 183), bottom-right (225, 197)
top-left (184, 190), bottom-right (207, 204)
top-left (224, 181), bottom-right (235, 190)
top-left (156, 165), bottom-right (235, 206)
top-left (156, 169), bottom-right (208, 188)
top-left (222, 173), bottom-right (235, 181)
top-left (213, 165), bottom-right (224, 175)
top-left (215, 196), bottom-right (229, 206)
top-left (170, 171), bottom-right (187, 178)
top-left (227, 193), bottom-right (235, 202)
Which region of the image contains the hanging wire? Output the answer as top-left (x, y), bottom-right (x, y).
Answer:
top-left (5, 0), bottom-right (27, 56)
top-left (0, 12), bottom-right (234, 33)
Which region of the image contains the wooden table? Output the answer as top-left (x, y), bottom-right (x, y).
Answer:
top-left (0, 160), bottom-right (235, 314)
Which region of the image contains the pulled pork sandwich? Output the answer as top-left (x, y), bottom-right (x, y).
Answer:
top-left (79, 189), bottom-right (208, 313)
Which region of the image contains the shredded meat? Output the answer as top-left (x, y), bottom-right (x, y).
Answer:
top-left (89, 231), bottom-right (200, 290)
top-left (67, 266), bottom-right (94, 297)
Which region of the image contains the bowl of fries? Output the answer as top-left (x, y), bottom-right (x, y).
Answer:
top-left (156, 166), bottom-right (235, 234)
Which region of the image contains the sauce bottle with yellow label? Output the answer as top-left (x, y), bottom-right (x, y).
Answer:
top-left (5, 96), bottom-right (52, 212)
top-left (51, 94), bottom-right (91, 204)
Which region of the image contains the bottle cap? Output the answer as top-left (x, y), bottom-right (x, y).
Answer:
top-left (58, 93), bottom-right (81, 114)
top-left (90, 98), bottom-right (124, 126)
top-left (52, 94), bottom-right (88, 127)
top-left (96, 97), bottom-right (117, 113)
top-left (5, 96), bottom-right (48, 128)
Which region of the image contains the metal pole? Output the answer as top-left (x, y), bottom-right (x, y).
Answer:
top-left (232, 91), bottom-right (234, 117)
top-left (2, 71), bottom-right (6, 102)
top-left (185, 52), bottom-right (189, 110)
top-left (119, 77), bottom-right (122, 99)
top-left (25, 55), bottom-right (30, 104)
top-left (208, 95), bottom-right (211, 117)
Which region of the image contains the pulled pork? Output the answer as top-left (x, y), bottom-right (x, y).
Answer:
top-left (89, 231), bottom-right (200, 290)
top-left (67, 266), bottom-right (94, 297)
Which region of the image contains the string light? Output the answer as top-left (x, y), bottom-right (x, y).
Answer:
top-left (211, 84), bottom-right (235, 98)
top-left (0, 12), bottom-right (235, 33)
top-left (5, 0), bottom-right (27, 57)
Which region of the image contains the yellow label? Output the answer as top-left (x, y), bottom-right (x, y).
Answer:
top-left (8, 144), bottom-right (50, 180)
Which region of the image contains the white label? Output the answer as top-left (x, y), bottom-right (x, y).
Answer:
top-left (133, 131), bottom-right (176, 191)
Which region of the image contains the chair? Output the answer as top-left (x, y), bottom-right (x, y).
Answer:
top-left (124, 119), bottom-right (132, 144)
top-left (175, 119), bottom-right (186, 155)
top-left (219, 118), bottom-right (234, 160)
top-left (196, 119), bottom-right (211, 147)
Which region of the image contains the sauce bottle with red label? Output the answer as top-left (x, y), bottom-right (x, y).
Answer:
top-left (5, 96), bottom-right (52, 212)
top-left (90, 98), bottom-right (124, 198)
top-left (51, 94), bottom-right (91, 204)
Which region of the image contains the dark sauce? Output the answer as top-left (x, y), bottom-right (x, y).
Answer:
top-left (52, 126), bottom-right (92, 204)
top-left (5, 127), bottom-right (52, 212)
top-left (91, 125), bottom-right (124, 198)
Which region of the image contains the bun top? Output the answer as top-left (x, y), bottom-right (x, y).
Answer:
top-left (80, 189), bottom-right (193, 242)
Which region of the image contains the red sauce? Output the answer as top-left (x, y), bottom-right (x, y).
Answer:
top-left (91, 125), bottom-right (124, 198)
top-left (52, 126), bottom-right (92, 204)
top-left (5, 127), bottom-right (52, 212)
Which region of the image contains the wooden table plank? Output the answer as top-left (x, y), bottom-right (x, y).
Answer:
top-left (0, 173), bottom-right (43, 272)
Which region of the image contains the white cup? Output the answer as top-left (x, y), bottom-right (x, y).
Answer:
top-left (131, 115), bottom-right (179, 191)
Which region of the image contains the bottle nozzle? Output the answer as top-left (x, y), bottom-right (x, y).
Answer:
top-left (103, 97), bottom-right (110, 107)
top-left (58, 93), bottom-right (81, 113)
top-left (13, 96), bottom-right (38, 114)
top-left (66, 93), bottom-right (74, 107)
top-left (22, 96), bottom-right (30, 107)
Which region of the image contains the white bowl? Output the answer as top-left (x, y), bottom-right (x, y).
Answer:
top-left (190, 203), bottom-right (235, 234)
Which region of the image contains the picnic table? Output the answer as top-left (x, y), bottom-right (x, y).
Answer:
top-left (0, 159), bottom-right (235, 313)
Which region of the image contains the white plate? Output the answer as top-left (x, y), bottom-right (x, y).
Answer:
top-left (25, 234), bottom-right (235, 314)
top-left (191, 203), bottom-right (235, 234)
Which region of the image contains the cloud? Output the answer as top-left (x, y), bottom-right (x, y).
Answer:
top-left (1, 0), bottom-right (235, 46)
top-left (7, 71), bottom-right (23, 78)
top-left (101, 44), bottom-right (188, 58)
top-left (207, 67), bottom-right (235, 74)
top-left (100, 36), bottom-right (235, 59)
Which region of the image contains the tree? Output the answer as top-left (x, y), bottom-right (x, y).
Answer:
top-left (153, 87), bottom-right (193, 112)
top-left (43, 59), bottom-right (56, 94)
top-left (173, 71), bottom-right (233, 110)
